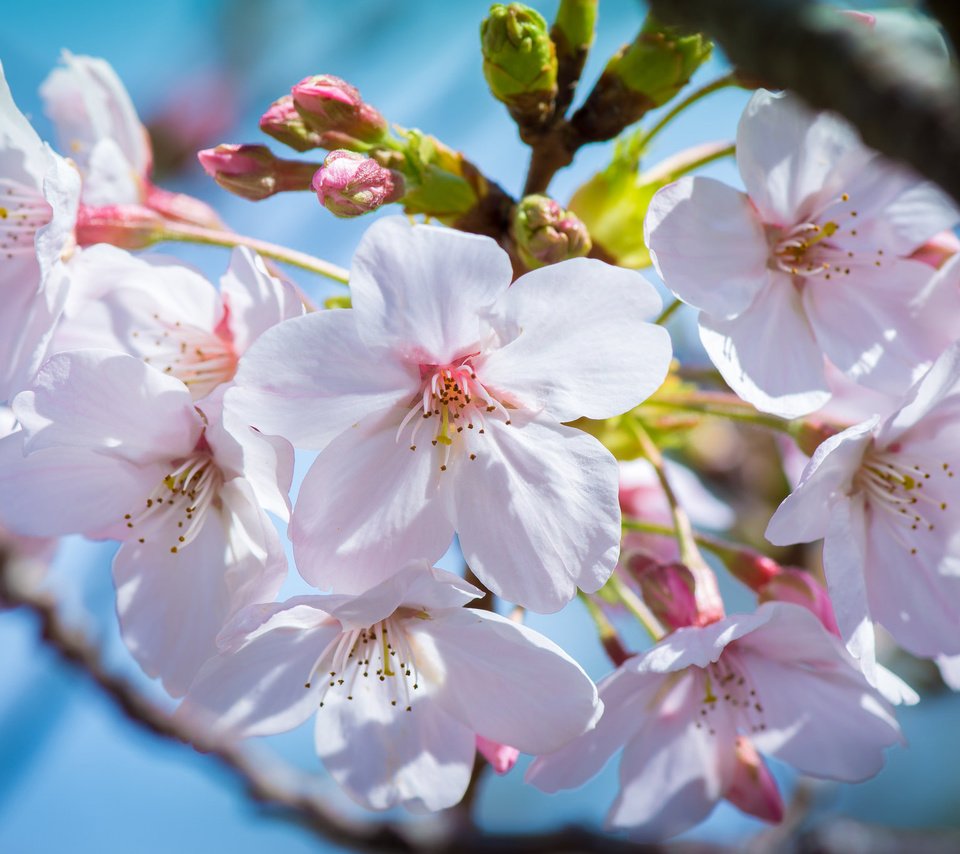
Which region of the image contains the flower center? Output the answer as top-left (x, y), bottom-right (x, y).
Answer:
top-left (695, 653), bottom-right (767, 737)
top-left (123, 447), bottom-right (222, 553)
top-left (396, 356), bottom-right (511, 473)
top-left (855, 447), bottom-right (952, 555)
top-left (306, 615), bottom-right (423, 712)
top-left (137, 316), bottom-right (238, 400)
top-left (0, 179), bottom-right (53, 260)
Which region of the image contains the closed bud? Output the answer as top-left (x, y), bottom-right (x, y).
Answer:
top-left (758, 567), bottom-right (840, 636)
top-left (625, 552), bottom-right (700, 631)
top-left (198, 144), bottom-right (317, 201)
top-left (291, 75), bottom-right (387, 146)
top-left (512, 194), bottom-right (591, 267)
top-left (312, 149), bottom-right (404, 218)
top-left (481, 3), bottom-right (558, 131)
top-left (725, 737), bottom-right (785, 824)
top-left (259, 95), bottom-right (324, 152)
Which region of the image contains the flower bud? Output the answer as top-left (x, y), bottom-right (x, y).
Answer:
top-left (291, 75), bottom-right (387, 146)
top-left (724, 737), bottom-right (785, 823)
top-left (259, 95), bottom-right (324, 152)
top-left (74, 203), bottom-right (167, 249)
top-left (481, 3), bottom-right (558, 131)
top-left (512, 194), bottom-right (591, 267)
top-left (198, 144), bottom-right (317, 201)
top-left (758, 567), bottom-right (840, 636)
top-left (476, 735), bottom-right (520, 775)
top-left (312, 150), bottom-right (404, 218)
top-left (624, 552), bottom-right (700, 630)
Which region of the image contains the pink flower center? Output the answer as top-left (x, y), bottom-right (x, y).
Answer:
top-left (0, 179), bottom-right (53, 259)
top-left (396, 357), bottom-right (511, 473)
top-left (305, 614), bottom-right (423, 712)
top-left (123, 447), bottom-right (222, 553)
top-left (855, 447), bottom-right (953, 555)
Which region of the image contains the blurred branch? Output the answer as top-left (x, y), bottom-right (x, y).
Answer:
top-left (0, 554), bottom-right (666, 854)
top-left (646, 0), bottom-right (960, 206)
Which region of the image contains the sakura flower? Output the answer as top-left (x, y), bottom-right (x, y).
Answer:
top-left (527, 602), bottom-right (901, 840)
top-left (54, 244), bottom-right (303, 399)
top-left (227, 216), bottom-right (672, 612)
top-left (0, 60), bottom-right (80, 402)
top-left (177, 563), bottom-right (601, 811)
top-left (645, 89), bottom-right (960, 417)
top-left (0, 350), bottom-right (291, 695)
top-left (767, 342), bottom-right (960, 661)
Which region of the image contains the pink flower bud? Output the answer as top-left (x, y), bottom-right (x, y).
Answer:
top-left (291, 75), bottom-right (387, 145)
top-left (312, 150), bottom-right (404, 217)
top-left (198, 144), bottom-right (317, 201)
top-left (909, 230), bottom-right (960, 269)
top-left (722, 549), bottom-right (781, 590)
top-left (512, 194), bottom-right (591, 268)
top-left (758, 567), bottom-right (840, 636)
top-left (75, 203), bottom-right (167, 249)
top-left (724, 736), bottom-right (785, 823)
top-left (259, 95), bottom-right (324, 152)
top-left (625, 552), bottom-right (701, 630)
top-left (476, 735), bottom-right (520, 775)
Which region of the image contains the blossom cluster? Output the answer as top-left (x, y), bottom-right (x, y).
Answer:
top-left (1, 10), bottom-right (959, 842)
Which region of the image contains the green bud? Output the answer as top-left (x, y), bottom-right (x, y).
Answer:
top-left (394, 129), bottom-right (482, 221)
top-left (481, 3), bottom-right (558, 130)
top-left (553, 0), bottom-right (597, 53)
top-left (611, 15), bottom-right (712, 108)
top-left (512, 194), bottom-right (591, 268)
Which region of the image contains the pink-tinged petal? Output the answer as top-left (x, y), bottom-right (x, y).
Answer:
top-left (724, 737), bottom-right (784, 824)
top-left (526, 664), bottom-right (662, 792)
top-left (804, 258), bottom-right (960, 396)
top-left (313, 673), bottom-right (475, 812)
top-left (451, 415), bottom-right (620, 613)
top-left (349, 217), bottom-right (513, 365)
top-left (82, 138), bottom-right (142, 206)
top-left (699, 280), bottom-right (831, 418)
top-left (477, 736), bottom-right (519, 775)
top-left (41, 52), bottom-right (151, 195)
top-left (736, 90), bottom-right (865, 224)
top-left (645, 177), bottom-right (770, 319)
top-left (228, 310), bottom-right (417, 450)
top-left (766, 419), bottom-right (876, 545)
top-left (322, 563), bottom-right (481, 631)
top-left (14, 350), bottom-right (200, 464)
top-left (638, 612), bottom-right (769, 675)
top-left (0, 435), bottom-right (160, 538)
top-left (478, 259), bottom-right (671, 421)
top-left (177, 601), bottom-right (340, 737)
top-left (202, 385), bottom-right (294, 522)
top-left (291, 409), bottom-right (454, 593)
top-left (863, 508), bottom-right (960, 657)
top-left (218, 247), bottom-right (304, 355)
top-left (412, 609), bottom-right (600, 755)
top-left (0, 59), bottom-right (49, 184)
top-left (606, 672), bottom-right (736, 839)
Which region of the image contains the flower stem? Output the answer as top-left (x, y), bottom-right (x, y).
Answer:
top-left (641, 72), bottom-right (738, 149)
top-left (579, 593), bottom-right (632, 665)
top-left (655, 298), bottom-right (682, 326)
top-left (159, 223), bottom-right (350, 284)
top-left (606, 574), bottom-right (665, 641)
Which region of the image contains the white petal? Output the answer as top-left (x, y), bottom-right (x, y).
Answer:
top-left (478, 259), bottom-right (671, 421)
top-left (314, 673), bottom-right (475, 812)
top-left (291, 409), bottom-right (454, 593)
top-left (451, 415), bottom-right (620, 613)
top-left (766, 418), bottom-right (876, 545)
top-left (228, 310), bottom-right (417, 450)
top-left (82, 138), bottom-right (142, 205)
top-left (936, 655), bottom-right (960, 691)
top-left (0, 59), bottom-right (49, 185)
top-left (699, 281), bottom-right (831, 418)
top-left (14, 350), bottom-right (200, 464)
top-left (219, 247), bottom-right (304, 355)
top-left (645, 177), bottom-right (770, 318)
top-left (638, 612), bottom-right (769, 674)
top-left (349, 217), bottom-right (513, 364)
top-left (414, 609), bottom-right (600, 755)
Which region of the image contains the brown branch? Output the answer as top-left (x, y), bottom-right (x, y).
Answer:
top-left (0, 554), bottom-right (666, 854)
top-left (646, 0), bottom-right (960, 206)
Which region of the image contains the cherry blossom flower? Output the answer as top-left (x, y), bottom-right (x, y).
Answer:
top-left (527, 602), bottom-right (901, 840)
top-left (54, 244), bottom-right (303, 399)
top-left (0, 60), bottom-right (80, 402)
top-left (0, 350), bottom-right (291, 695)
top-left (177, 563), bottom-right (601, 811)
top-left (767, 342), bottom-right (960, 662)
top-left (227, 216), bottom-right (672, 612)
top-left (645, 89), bottom-right (960, 418)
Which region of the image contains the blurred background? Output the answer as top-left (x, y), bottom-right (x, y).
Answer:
top-left (2, 1), bottom-right (959, 851)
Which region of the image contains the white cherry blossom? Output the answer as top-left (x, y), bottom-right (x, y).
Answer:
top-left (177, 563), bottom-right (601, 812)
top-left (227, 216), bottom-right (672, 612)
top-left (645, 89), bottom-right (960, 417)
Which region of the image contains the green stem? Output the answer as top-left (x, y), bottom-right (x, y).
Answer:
top-left (655, 298), bottom-right (682, 326)
top-left (607, 574), bottom-right (665, 641)
top-left (579, 592), bottom-right (632, 664)
top-left (622, 517), bottom-right (733, 560)
top-left (643, 396), bottom-right (795, 434)
top-left (641, 72), bottom-right (737, 149)
top-left (643, 140), bottom-right (736, 185)
top-left (159, 223), bottom-right (350, 284)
